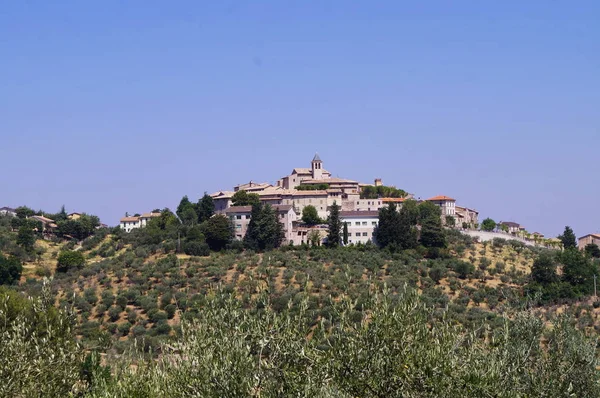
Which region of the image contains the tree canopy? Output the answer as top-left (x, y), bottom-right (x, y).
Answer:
top-left (301, 205), bottom-right (321, 225)
top-left (559, 226), bottom-right (577, 249)
top-left (0, 254), bottom-right (22, 285)
top-left (326, 201), bottom-right (342, 248)
top-left (244, 204), bottom-right (285, 251)
top-left (202, 215), bottom-right (233, 251)
top-left (232, 191), bottom-right (260, 207)
top-left (481, 218), bottom-right (496, 232)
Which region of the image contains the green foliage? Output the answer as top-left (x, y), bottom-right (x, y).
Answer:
top-left (360, 185), bottom-right (407, 199)
top-left (57, 250), bottom-right (85, 273)
top-left (445, 215), bottom-right (455, 227)
top-left (176, 196), bottom-right (198, 226)
top-left (559, 226), bottom-right (577, 249)
top-left (15, 206), bottom-right (35, 219)
top-left (196, 193), bottom-right (215, 223)
top-left (301, 205), bottom-right (322, 225)
top-left (326, 201), bottom-right (342, 248)
top-left (244, 204), bottom-right (284, 251)
top-left (0, 254), bottom-right (22, 285)
top-left (17, 226), bottom-right (35, 251)
top-left (530, 253), bottom-right (559, 285)
top-left (202, 215), bottom-right (233, 251)
top-left (420, 216), bottom-right (447, 250)
top-left (184, 241), bottom-right (210, 257)
top-left (343, 222), bottom-right (349, 245)
top-left (296, 183), bottom-right (329, 191)
top-left (481, 218), bottom-right (496, 232)
top-left (585, 243), bottom-right (600, 258)
top-left (231, 190), bottom-right (260, 207)
top-left (561, 248), bottom-right (596, 296)
top-left (56, 214), bottom-right (100, 240)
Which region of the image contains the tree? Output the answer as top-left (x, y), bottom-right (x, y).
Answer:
top-left (177, 196), bottom-right (197, 226)
top-left (530, 253), bottom-right (559, 285)
top-left (202, 215), bottom-right (233, 251)
top-left (15, 206), bottom-right (34, 219)
top-left (0, 254), bottom-right (22, 285)
top-left (373, 203), bottom-right (402, 249)
top-left (418, 201), bottom-right (441, 222)
top-left (302, 205), bottom-right (321, 225)
top-left (326, 201), bottom-right (342, 248)
top-left (420, 216), bottom-right (446, 249)
top-left (561, 248), bottom-right (596, 295)
top-left (343, 222), bottom-right (349, 245)
top-left (445, 215), bottom-right (455, 227)
top-left (56, 250), bottom-right (85, 273)
top-left (16, 226), bottom-right (35, 252)
top-left (559, 226), bottom-right (577, 249)
top-left (184, 241), bottom-right (210, 256)
top-left (481, 218), bottom-right (496, 232)
top-left (231, 190), bottom-right (260, 207)
top-left (244, 204), bottom-right (285, 251)
top-left (196, 193), bottom-right (215, 223)
top-left (584, 243), bottom-right (600, 259)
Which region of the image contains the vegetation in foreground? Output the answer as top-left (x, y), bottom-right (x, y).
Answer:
top-left (1, 200), bottom-right (600, 396)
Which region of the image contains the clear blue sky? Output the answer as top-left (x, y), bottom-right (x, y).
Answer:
top-left (1, 1), bottom-right (598, 237)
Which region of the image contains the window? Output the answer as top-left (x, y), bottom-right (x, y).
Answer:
top-left (356, 233), bottom-right (361, 237)
top-left (236, 224), bottom-right (242, 229)
top-left (363, 232), bottom-right (368, 236)
top-left (357, 202), bottom-right (360, 205)
top-left (362, 222), bottom-right (367, 226)
top-left (372, 222), bottom-right (377, 226)
top-left (355, 222), bottom-right (360, 226)
top-left (236, 215), bottom-right (242, 219)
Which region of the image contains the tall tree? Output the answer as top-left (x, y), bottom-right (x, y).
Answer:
top-left (481, 218), bottom-right (496, 232)
top-left (16, 226), bottom-right (35, 252)
top-left (15, 206), bottom-right (34, 220)
top-left (418, 201), bottom-right (441, 222)
top-left (176, 196), bottom-right (197, 225)
top-left (302, 205), bottom-right (321, 225)
top-left (244, 204), bottom-right (285, 251)
top-left (0, 254), bottom-right (22, 285)
top-left (196, 193), bottom-right (215, 223)
top-left (561, 248), bottom-right (596, 295)
top-left (420, 217), bottom-right (446, 249)
top-left (584, 243), bottom-right (600, 259)
top-left (530, 253), bottom-right (559, 285)
top-left (326, 201), bottom-right (342, 248)
top-left (343, 222), bottom-right (349, 245)
top-left (559, 226), bottom-right (577, 249)
top-left (202, 215), bottom-right (233, 251)
top-left (373, 203), bottom-right (402, 249)
top-left (231, 190), bottom-right (260, 207)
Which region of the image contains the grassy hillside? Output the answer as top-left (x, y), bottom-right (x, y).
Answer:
top-left (9, 227), bottom-right (596, 356)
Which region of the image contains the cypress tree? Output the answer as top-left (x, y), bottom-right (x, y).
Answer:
top-left (327, 201), bottom-right (342, 248)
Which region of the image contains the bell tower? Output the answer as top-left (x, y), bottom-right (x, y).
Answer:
top-left (311, 153), bottom-right (323, 180)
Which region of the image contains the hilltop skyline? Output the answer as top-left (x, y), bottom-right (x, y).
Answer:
top-left (1, 1), bottom-right (599, 237)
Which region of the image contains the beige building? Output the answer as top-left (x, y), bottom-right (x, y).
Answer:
top-left (277, 154), bottom-right (332, 190)
top-left (455, 206), bottom-right (479, 228)
top-left (234, 181), bottom-right (272, 192)
top-left (498, 221), bottom-right (523, 235)
top-left (225, 204), bottom-right (297, 243)
top-left (119, 212), bottom-right (160, 233)
top-left (426, 195), bottom-right (456, 222)
top-left (340, 211), bottom-right (379, 245)
top-left (578, 234), bottom-right (600, 250)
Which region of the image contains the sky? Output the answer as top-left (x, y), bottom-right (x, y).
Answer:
top-left (1, 1), bottom-right (598, 237)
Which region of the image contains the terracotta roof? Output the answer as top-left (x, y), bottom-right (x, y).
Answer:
top-left (580, 233), bottom-right (600, 240)
top-left (427, 195), bottom-right (456, 202)
top-left (291, 190), bottom-right (328, 197)
top-left (120, 216), bottom-right (139, 222)
top-left (381, 197), bottom-right (406, 203)
top-left (339, 211), bottom-right (380, 218)
top-left (225, 206), bottom-right (253, 214)
top-left (210, 191), bottom-right (236, 199)
top-left (302, 177), bottom-right (358, 184)
top-left (140, 212), bottom-right (161, 218)
top-left (499, 221), bottom-right (521, 228)
top-left (292, 168), bottom-right (312, 175)
top-left (30, 215), bottom-right (55, 223)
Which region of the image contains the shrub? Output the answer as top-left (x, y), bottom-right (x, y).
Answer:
top-left (184, 241), bottom-right (210, 257)
top-left (56, 250), bottom-right (85, 273)
top-left (117, 322), bottom-right (132, 336)
top-left (453, 261), bottom-right (475, 279)
top-left (108, 306), bottom-right (121, 322)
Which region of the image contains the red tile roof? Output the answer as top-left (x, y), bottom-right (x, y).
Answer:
top-left (427, 195), bottom-right (455, 202)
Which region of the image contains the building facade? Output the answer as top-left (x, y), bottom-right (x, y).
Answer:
top-left (225, 204), bottom-right (297, 243)
top-left (0, 207), bottom-right (16, 217)
top-left (578, 234), bottom-right (600, 250)
top-left (119, 212), bottom-right (161, 232)
top-left (339, 211), bottom-right (379, 245)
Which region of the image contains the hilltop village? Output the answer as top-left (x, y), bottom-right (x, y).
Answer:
top-left (121, 154), bottom-right (480, 246)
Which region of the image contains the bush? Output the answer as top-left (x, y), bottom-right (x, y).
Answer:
top-left (117, 322), bottom-right (132, 336)
top-left (184, 241), bottom-right (210, 257)
top-left (453, 261), bottom-right (475, 279)
top-left (0, 254), bottom-right (22, 285)
top-left (56, 250), bottom-right (85, 273)
top-left (108, 306), bottom-right (121, 322)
